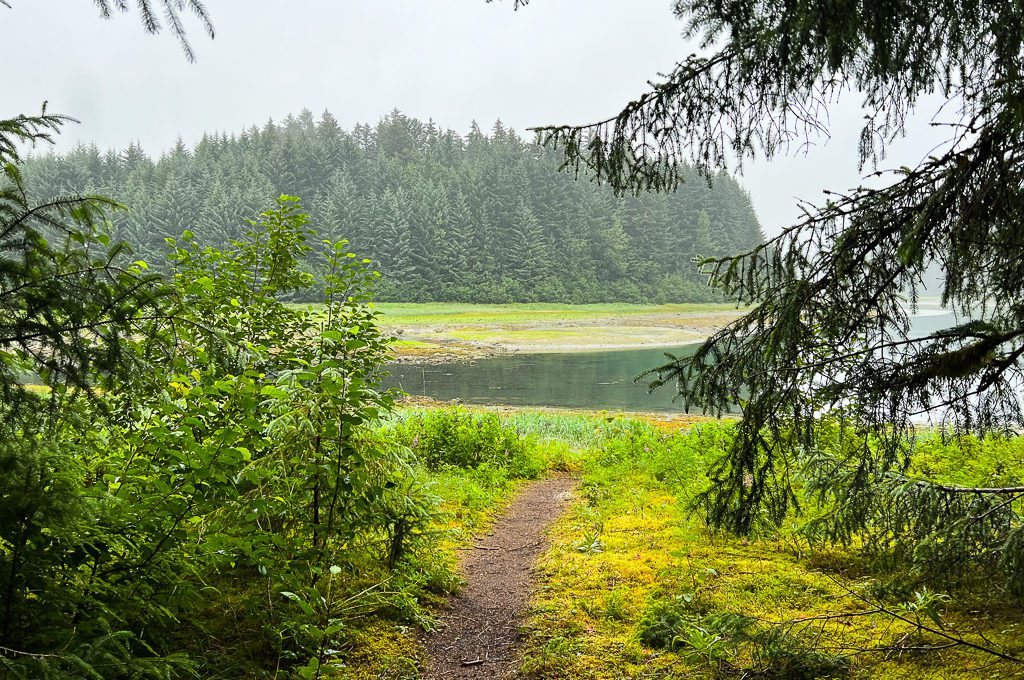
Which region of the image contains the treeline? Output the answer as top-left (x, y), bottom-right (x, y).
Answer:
top-left (23, 109), bottom-right (764, 303)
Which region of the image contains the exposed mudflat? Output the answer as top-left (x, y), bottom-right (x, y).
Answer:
top-left (386, 307), bottom-right (744, 362)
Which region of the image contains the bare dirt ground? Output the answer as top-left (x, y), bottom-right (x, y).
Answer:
top-left (421, 476), bottom-right (577, 679)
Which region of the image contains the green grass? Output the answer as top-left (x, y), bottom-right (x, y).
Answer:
top-left (291, 302), bottom-right (746, 356)
top-left (445, 326), bottom-right (701, 343)
top-left (517, 418), bottom-right (1024, 679)
top-left (331, 406), bottom-right (1024, 678)
top-left (505, 411), bottom-right (614, 449)
top-left (372, 302), bottom-right (742, 327)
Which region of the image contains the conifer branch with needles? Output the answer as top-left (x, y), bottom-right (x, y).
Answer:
top-left (90, 0), bottom-right (214, 61)
top-left (534, 0), bottom-right (1024, 600)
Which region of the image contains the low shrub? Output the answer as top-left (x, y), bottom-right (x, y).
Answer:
top-left (393, 409), bottom-right (543, 477)
top-left (637, 597), bottom-right (850, 679)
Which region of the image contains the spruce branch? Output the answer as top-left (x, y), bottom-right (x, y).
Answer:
top-left (90, 0), bottom-right (213, 61)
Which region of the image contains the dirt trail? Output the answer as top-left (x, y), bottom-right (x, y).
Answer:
top-left (421, 476), bottom-right (577, 679)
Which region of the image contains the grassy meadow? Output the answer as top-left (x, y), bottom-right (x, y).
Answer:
top-left (328, 407), bottom-right (1024, 679)
top-left (370, 302), bottom-right (743, 326)
top-left (321, 302), bottom-right (749, 358)
top-left (520, 418), bottom-right (1024, 679)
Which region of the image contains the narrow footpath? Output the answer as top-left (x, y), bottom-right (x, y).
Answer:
top-left (422, 476), bottom-right (577, 679)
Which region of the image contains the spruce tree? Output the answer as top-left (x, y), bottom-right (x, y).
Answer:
top-left (0, 113), bottom-right (168, 402)
top-left (535, 0), bottom-right (1024, 587)
top-left (23, 113), bottom-right (765, 304)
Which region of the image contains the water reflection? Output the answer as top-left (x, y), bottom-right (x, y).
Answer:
top-left (385, 345), bottom-right (700, 413)
top-left (385, 309), bottom-right (957, 413)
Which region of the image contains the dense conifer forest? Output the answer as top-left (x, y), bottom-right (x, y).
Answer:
top-left (22, 109), bottom-right (764, 302)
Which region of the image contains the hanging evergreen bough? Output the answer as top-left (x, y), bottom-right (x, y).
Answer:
top-left (0, 111), bottom-right (170, 403)
top-left (536, 0), bottom-right (1024, 604)
top-left (91, 0), bottom-right (214, 62)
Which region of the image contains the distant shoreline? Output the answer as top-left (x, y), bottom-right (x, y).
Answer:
top-left (374, 302), bottom-right (745, 363)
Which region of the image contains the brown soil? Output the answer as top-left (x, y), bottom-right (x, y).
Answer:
top-left (421, 476), bottom-right (577, 679)
top-left (389, 344), bottom-right (508, 365)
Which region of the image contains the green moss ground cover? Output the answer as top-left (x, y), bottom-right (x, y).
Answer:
top-left (128, 400), bottom-right (1021, 678)
top-left (517, 416), bottom-right (1024, 679)
top-left (337, 408), bottom-right (1024, 678)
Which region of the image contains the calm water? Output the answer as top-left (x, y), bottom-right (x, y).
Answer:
top-left (385, 309), bottom-right (957, 412)
top-left (385, 345), bottom-right (701, 413)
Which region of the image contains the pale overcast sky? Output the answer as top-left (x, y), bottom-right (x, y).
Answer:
top-left (8, 0), bottom-right (953, 235)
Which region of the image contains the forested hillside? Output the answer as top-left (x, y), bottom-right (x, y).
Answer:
top-left (23, 110), bottom-right (763, 303)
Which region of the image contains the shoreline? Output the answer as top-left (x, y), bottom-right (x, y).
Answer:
top-left (387, 335), bottom-right (716, 364)
top-left (394, 394), bottom-right (735, 429)
top-left (381, 303), bottom-right (744, 364)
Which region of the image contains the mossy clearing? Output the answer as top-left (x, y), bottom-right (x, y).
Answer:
top-left (341, 407), bottom-right (1024, 679)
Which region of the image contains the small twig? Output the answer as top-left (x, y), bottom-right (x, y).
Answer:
top-left (506, 540), bottom-right (544, 551)
top-left (824, 573), bottom-right (1024, 664)
top-left (757, 608), bottom-right (884, 625)
top-left (461, 657), bottom-right (510, 665)
top-left (0, 644), bottom-right (61, 659)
